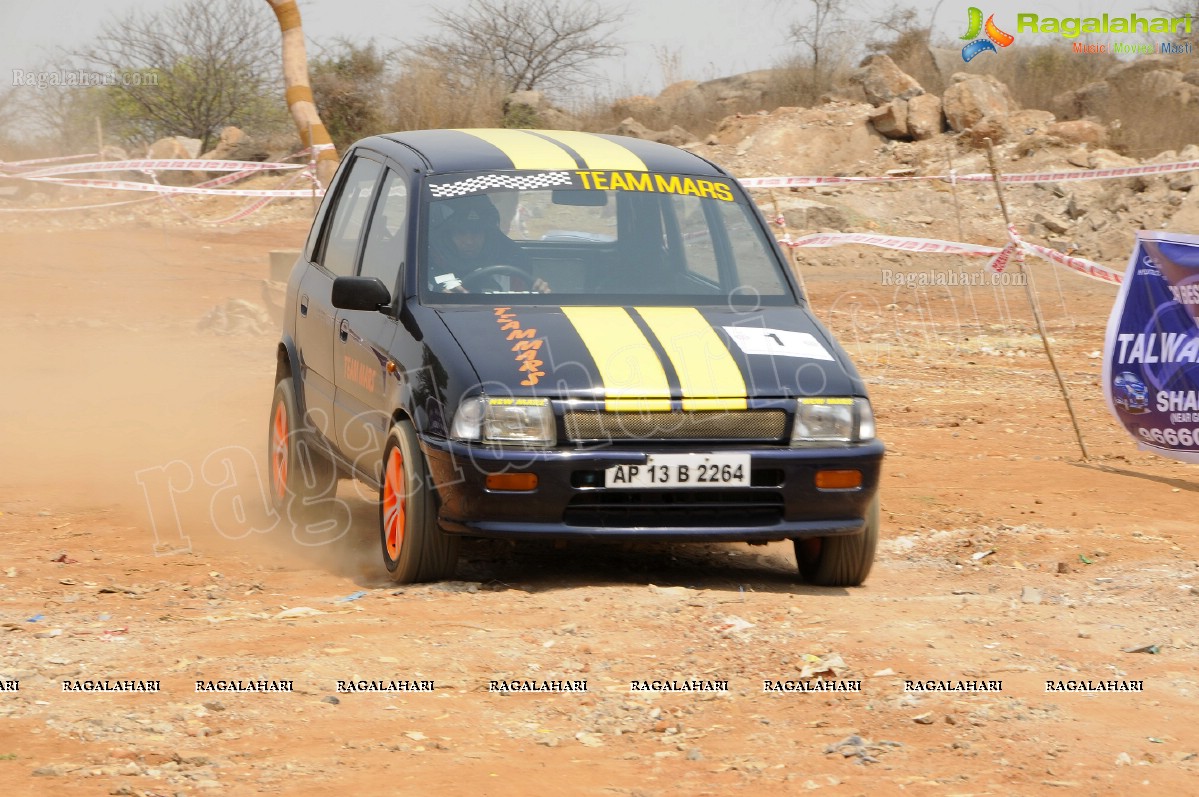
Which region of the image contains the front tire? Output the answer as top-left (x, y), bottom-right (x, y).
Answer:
top-left (380, 421), bottom-right (459, 583)
top-left (793, 495), bottom-right (880, 587)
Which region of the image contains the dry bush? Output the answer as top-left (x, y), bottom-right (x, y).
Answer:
top-left (386, 50), bottom-right (507, 131)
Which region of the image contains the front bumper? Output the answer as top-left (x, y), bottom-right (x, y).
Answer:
top-left (422, 437), bottom-right (884, 542)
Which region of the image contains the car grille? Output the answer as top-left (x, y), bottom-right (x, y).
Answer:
top-left (564, 490), bottom-right (785, 528)
top-left (563, 409), bottom-right (787, 442)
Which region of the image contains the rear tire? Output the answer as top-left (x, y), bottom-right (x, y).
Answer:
top-left (380, 421), bottom-right (459, 583)
top-left (268, 378), bottom-right (338, 514)
top-left (793, 495), bottom-right (879, 587)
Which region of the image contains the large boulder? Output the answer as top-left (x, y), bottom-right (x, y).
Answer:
top-left (711, 103), bottom-right (886, 176)
top-left (1046, 119), bottom-right (1108, 148)
top-left (906, 94), bottom-right (944, 140)
top-left (148, 136), bottom-right (201, 160)
top-left (850, 54), bottom-right (924, 107)
top-left (777, 197), bottom-right (850, 231)
top-left (696, 70), bottom-right (773, 110)
top-left (1051, 81), bottom-right (1110, 121)
top-left (613, 118), bottom-right (696, 146)
top-left (966, 109), bottom-right (1055, 146)
top-left (148, 136), bottom-right (203, 185)
top-left (942, 73), bottom-right (1017, 132)
top-left (200, 126), bottom-right (272, 163)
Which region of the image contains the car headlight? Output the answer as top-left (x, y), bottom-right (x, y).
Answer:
top-left (450, 397), bottom-right (556, 447)
top-left (791, 398), bottom-right (875, 445)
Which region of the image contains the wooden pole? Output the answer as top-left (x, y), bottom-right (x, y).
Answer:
top-left (985, 139), bottom-right (1090, 462)
top-left (769, 190), bottom-right (808, 299)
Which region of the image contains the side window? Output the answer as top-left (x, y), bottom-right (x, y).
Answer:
top-left (669, 194), bottom-right (720, 282)
top-left (359, 169), bottom-right (408, 290)
top-left (318, 156), bottom-right (382, 277)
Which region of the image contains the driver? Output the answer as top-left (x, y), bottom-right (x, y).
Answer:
top-left (430, 196), bottom-right (550, 293)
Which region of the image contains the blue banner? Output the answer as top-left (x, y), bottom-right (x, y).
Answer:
top-left (1104, 231), bottom-right (1199, 463)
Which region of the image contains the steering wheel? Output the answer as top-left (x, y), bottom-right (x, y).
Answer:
top-left (461, 264), bottom-right (538, 291)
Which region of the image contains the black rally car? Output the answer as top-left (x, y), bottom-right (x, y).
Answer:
top-left (269, 128), bottom-right (884, 585)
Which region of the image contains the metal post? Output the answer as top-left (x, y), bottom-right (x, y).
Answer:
top-left (985, 139), bottom-right (1090, 461)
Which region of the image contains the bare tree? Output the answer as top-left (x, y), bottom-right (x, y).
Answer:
top-left (787, 0), bottom-right (853, 95)
top-left (422, 0), bottom-right (625, 95)
top-left (264, 0), bottom-right (338, 187)
top-left (75, 0), bottom-right (282, 152)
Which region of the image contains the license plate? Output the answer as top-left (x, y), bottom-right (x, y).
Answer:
top-left (605, 454), bottom-right (750, 489)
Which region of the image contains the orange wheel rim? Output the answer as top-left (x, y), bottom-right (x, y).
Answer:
top-left (271, 402), bottom-right (288, 502)
top-left (383, 447), bottom-right (405, 560)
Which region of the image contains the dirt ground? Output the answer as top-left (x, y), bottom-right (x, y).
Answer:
top-left (1, 197), bottom-right (1197, 797)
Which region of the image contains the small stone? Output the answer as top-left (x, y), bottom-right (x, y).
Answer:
top-left (321, 695), bottom-right (340, 705)
top-left (1021, 587), bottom-right (1043, 605)
top-left (686, 748), bottom-right (703, 761)
top-left (913, 712), bottom-right (935, 724)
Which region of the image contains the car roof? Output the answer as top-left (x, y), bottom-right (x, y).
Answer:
top-left (362, 128), bottom-right (726, 177)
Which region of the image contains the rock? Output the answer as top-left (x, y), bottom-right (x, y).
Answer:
top-left (1051, 82), bottom-right (1110, 120)
top-left (657, 80), bottom-right (699, 106)
top-left (148, 136), bottom-right (201, 160)
top-left (272, 606), bottom-right (323, 620)
top-left (943, 73), bottom-right (1018, 132)
top-left (1107, 59), bottom-right (1183, 97)
top-left (967, 109), bottom-right (1054, 146)
top-left (1097, 228), bottom-right (1134, 261)
top-left (1047, 120), bottom-right (1107, 148)
top-left (1035, 212), bottom-right (1070, 235)
top-left (778, 198), bottom-right (849, 231)
top-left (503, 90), bottom-right (577, 128)
top-left (696, 70), bottom-right (773, 110)
top-left (869, 100), bottom-right (909, 140)
top-left (713, 103), bottom-right (884, 175)
top-left (912, 712), bottom-right (935, 724)
top-left (850, 54), bottom-right (924, 107)
top-left (1169, 172), bottom-right (1198, 192)
top-left (199, 126), bottom-right (245, 160)
top-left (612, 117), bottom-right (696, 146)
top-left (1065, 195), bottom-right (1088, 219)
top-left (1020, 586), bottom-right (1043, 604)
top-left (906, 94), bottom-right (944, 140)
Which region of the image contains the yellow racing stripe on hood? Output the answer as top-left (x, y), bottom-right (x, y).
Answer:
top-left (636, 307), bottom-right (748, 411)
top-left (562, 307), bottom-right (671, 411)
top-left (532, 131), bottom-right (647, 172)
top-left (456, 129), bottom-right (577, 170)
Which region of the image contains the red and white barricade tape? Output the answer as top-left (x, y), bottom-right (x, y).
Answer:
top-left (739, 157), bottom-right (1199, 189)
top-left (780, 230), bottom-right (1125, 285)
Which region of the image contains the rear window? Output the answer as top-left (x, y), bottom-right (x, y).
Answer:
top-left (420, 170), bottom-right (796, 307)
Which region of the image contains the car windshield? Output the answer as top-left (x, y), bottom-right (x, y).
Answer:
top-left (419, 170), bottom-right (797, 307)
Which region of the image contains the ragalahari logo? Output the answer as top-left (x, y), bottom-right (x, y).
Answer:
top-left (961, 7), bottom-right (1015, 61)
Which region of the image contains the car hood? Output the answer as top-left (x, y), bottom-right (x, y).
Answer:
top-left (434, 305), bottom-right (864, 406)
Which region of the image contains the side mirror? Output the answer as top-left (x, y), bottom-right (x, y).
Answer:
top-left (332, 276), bottom-right (391, 311)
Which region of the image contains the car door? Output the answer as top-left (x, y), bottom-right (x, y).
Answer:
top-left (297, 154), bottom-right (384, 442)
top-left (333, 166), bottom-right (408, 481)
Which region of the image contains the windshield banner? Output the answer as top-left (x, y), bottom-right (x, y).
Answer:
top-left (1103, 231), bottom-right (1199, 463)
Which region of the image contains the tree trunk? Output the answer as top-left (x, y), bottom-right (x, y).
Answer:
top-left (264, 0), bottom-right (339, 188)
